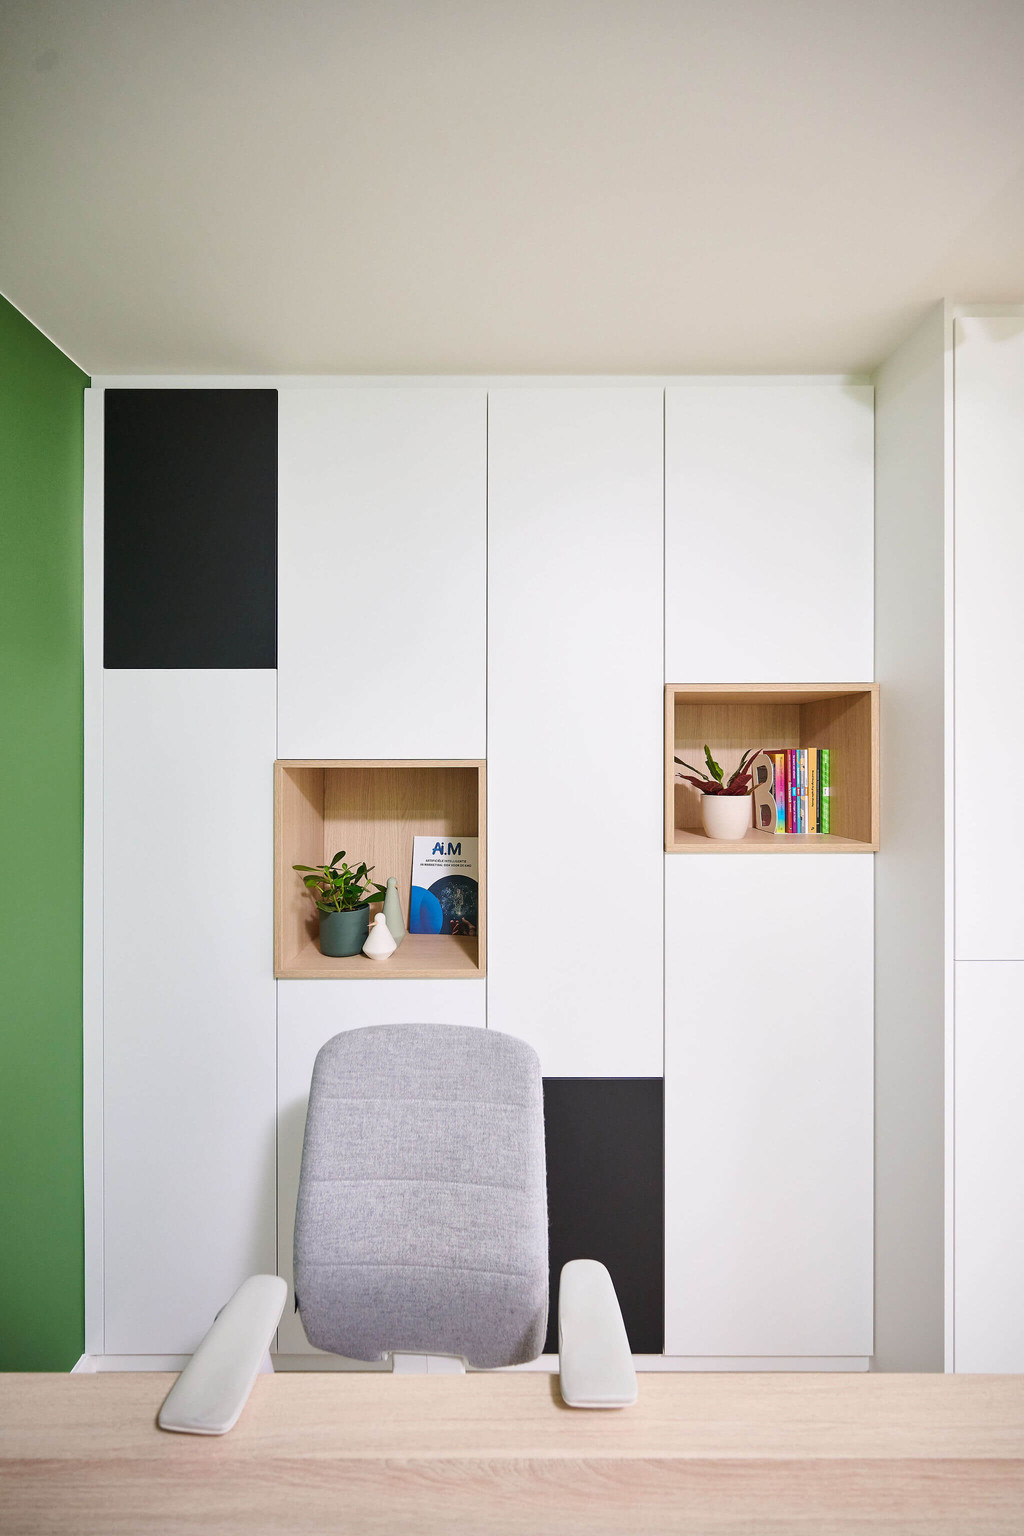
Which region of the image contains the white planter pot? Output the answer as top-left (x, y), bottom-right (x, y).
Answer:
top-left (700, 794), bottom-right (752, 842)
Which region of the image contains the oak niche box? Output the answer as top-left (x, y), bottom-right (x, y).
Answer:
top-left (665, 684), bottom-right (879, 853)
top-left (275, 760), bottom-right (486, 978)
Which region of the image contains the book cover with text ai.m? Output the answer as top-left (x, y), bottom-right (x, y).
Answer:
top-left (409, 836), bottom-right (479, 936)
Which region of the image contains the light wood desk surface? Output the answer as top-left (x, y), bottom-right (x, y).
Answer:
top-left (3, 1371), bottom-right (1024, 1534)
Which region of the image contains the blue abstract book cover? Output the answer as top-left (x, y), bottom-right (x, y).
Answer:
top-left (409, 836), bottom-right (479, 936)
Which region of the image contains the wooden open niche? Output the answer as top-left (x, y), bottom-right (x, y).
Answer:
top-left (275, 760), bottom-right (485, 978)
top-left (665, 684), bottom-right (879, 853)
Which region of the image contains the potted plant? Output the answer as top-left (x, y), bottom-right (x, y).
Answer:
top-left (675, 745), bottom-right (759, 842)
top-left (293, 850), bottom-right (389, 957)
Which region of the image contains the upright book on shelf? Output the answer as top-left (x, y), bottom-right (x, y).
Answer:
top-left (808, 748), bottom-right (820, 834)
top-left (771, 750), bottom-right (787, 833)
top-left (766, 750), bottom-right (788, 833)
top-left (409, 836), bottom-right (479, 936)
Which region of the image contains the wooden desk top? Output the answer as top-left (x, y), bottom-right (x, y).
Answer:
top-left (3, 1371), bottom-right (1024, 1534)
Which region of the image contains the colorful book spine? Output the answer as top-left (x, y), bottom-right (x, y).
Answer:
top-left (808, 749), bottom-right (819, 835)
top-left (773, 751), bottom-right (786, 833)
top-left (799, 748), bottom-right (807, 834)
top-left (787, 748), bottom-right (797, 832)
top-left (821, 748), bottom-right (831, 835)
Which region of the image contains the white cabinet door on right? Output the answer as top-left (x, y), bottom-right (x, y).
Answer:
top-left (665, 855), bottom-right (874, 1358)
top-left (665, 383), bottom-right (874, 683)
top-left (954, 961), bottom-right (1024, 1372)
top-left (955, 318), bottom-right (1024, 959)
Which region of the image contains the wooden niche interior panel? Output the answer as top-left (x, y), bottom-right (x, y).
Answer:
top-left (275, 760), bottom-right (485, 978)
top-left (665, 684), bottom-right (879, 853)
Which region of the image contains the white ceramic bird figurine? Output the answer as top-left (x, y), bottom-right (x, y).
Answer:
top-left (363, 911), bottom-right (398, 960)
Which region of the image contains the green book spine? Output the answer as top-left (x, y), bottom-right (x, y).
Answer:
top-left (822, 748), bottom-right (831, 835)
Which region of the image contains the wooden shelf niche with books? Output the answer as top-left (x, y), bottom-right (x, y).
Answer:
top-left (275, 760), bottom-right (485, 978)
top-left (665, 685), bottom-right (879, 853)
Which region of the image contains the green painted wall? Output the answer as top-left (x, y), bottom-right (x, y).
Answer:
top-left (0, 294), bottom-right (88, 1369)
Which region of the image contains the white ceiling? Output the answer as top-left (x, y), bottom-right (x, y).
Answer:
top-left (1, 0), bottom-right (1023, 377)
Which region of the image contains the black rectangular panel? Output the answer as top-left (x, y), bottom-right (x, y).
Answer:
top-left (543, 1078), bottom-right (664, 1355)
top-left (104, 389), bottom-right (277, 667)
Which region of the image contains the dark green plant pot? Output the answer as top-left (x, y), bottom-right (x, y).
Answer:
top-left (318, 905), bottom-right (370, 958)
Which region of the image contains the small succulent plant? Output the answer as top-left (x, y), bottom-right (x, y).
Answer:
top-left (675, 744), bottom-right (760, 796)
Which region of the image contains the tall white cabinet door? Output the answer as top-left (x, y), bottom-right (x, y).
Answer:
top-left (103, 671), bottom-right (277, 1354)
top-left (954, 962), bottom-right (1024, 1372)
top-left (665, 384), bottom-right (874, 682)
top-left (278, 389), bottom-right (486, 759)
top-left (665, 856), bottom-right (874, 1357)
top-left (276, 981), bottom-right (485, 1355)
top-left (955, 319), bottom-right (1024, 959)
top-left (487, 388), bottom-right (664, 1076)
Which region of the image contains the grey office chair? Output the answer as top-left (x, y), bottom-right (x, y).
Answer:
top-left (159, 1023), bottom-right (636, 1433)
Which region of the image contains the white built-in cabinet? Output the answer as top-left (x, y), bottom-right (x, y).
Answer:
top-left (101, 670), bottom-right (277, 1354)
top-left (92, 376), bottom-right (879, 1367)
top-left (277, 388), bottom-right (487, 760)
top-left (486, 388), bottom-right (664, 1077)
top-left (951, 317), bottom-right (1024, 1371)
top-left (875, 306), bottom-right (1024, 1373)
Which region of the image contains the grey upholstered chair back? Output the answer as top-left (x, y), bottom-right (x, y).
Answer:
top-left (293, 1023), bottom-right (549, 1368)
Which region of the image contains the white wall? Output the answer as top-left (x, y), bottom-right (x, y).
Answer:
top-left (872, 304), bottom-right (947, 1371)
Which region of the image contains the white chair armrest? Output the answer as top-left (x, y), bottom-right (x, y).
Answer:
top-left (158, 1274), bottom-right (287, 1435)
top-left (557, 1259), bottom-right (637, 1409)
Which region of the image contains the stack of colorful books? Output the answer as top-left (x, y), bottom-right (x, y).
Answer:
top-left (766, 748), bottom-right (831, 834)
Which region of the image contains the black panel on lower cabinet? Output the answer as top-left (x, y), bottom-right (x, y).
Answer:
top-left (542, 1077), bottom-right (664, 1356)
top-left (104, 389), bottom-right (277, 668)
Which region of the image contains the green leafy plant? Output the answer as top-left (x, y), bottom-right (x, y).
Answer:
top-left (293, 851), bottom-right (388, 914)
top-left (675, 744), bottom-right (760, 797)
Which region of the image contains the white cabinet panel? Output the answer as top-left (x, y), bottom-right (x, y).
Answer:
top-left (103, 671), bottom-right (277, 1354)
top-left (487, 388), bottom-right (664, 1076)
top-left (276, 980), bottom-right (485, 1354)
top-left (665, 855), bottom-right (874, 1357)
top-left (665, 384), bottom-right (874, 682)
top-left (954, 319), bottom-right (1024, 959)
top-left (954, 962), bottom-right (1024, 1371)
top-left (278, 389), bottom-right (486, 759)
